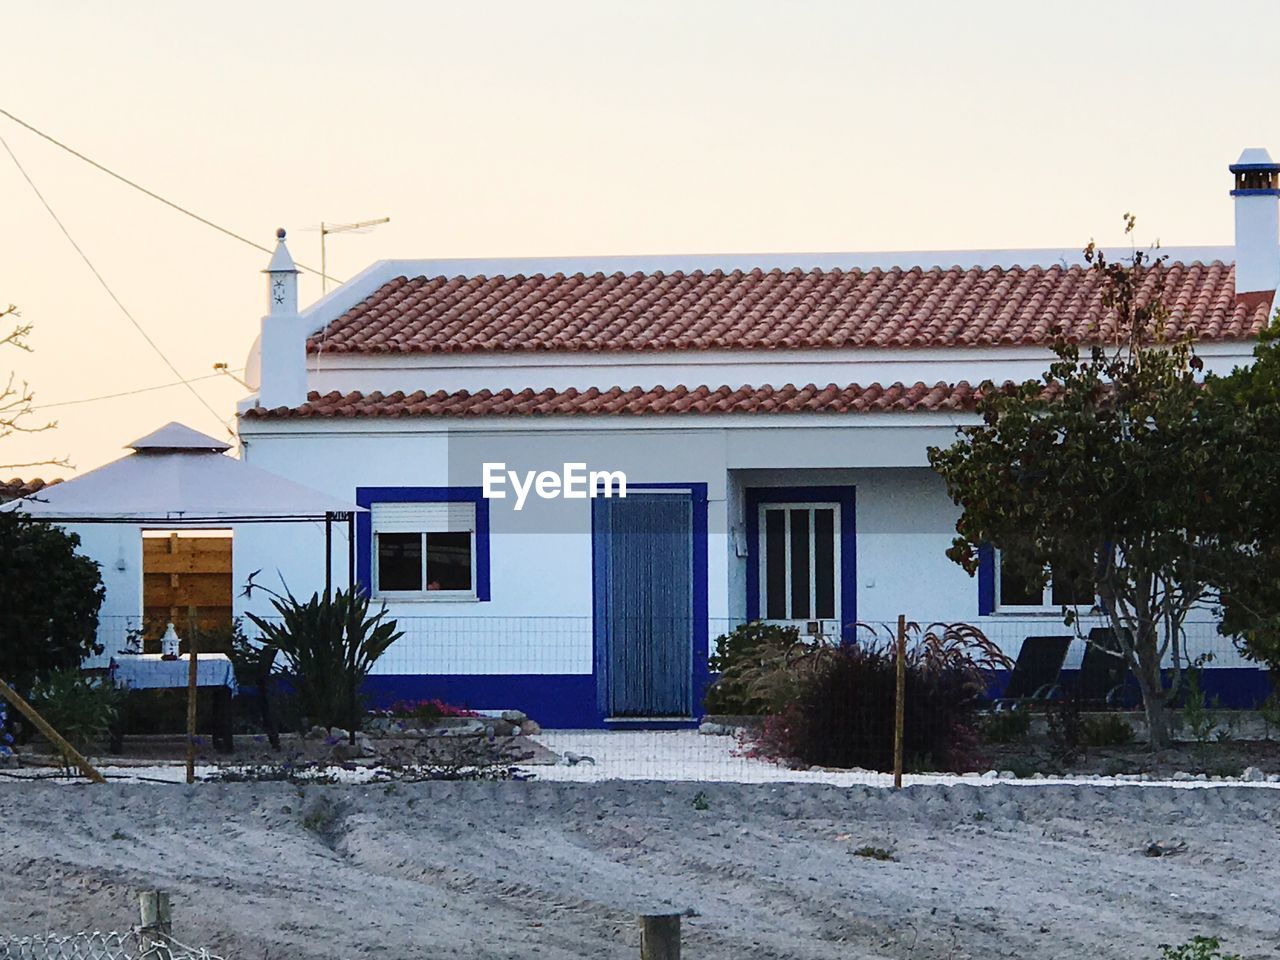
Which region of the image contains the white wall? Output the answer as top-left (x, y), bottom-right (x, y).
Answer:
top-left (67, 523), bottom-right (142, 665)
top-left (235, 412), bottom-right (1251, 677)
top-left (239, 423), bottom-right (736, 674)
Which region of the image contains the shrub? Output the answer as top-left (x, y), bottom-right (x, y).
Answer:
top-left (0, 512), bottom-right (105, 696)
top-left (28, 667), bottom-right (124, 753)
top-left (852, 845), bottom-right (896, 861)
top-left (982, 709), bottom-right (1031, 744)
top-left (376, 698), bottom-right (478, 721)
top-left (245, 584), bottom-right (402, 732)
top-left (1046, 695), bottom-right (1085, 766)
top-left (1082, 713), bottom-right (1135, 747)
top-left (1159, 936), bottom-right (1242, 960)
top-left (1181, 670), bottom-right (1220, 747)
top-left (750, 624), bottom-right (1001, 773)
top-left (704, 621), bottom-right (829, 715)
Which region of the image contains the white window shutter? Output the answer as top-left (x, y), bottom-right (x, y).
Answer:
top-left (372, 501), bottom-right (476, 534)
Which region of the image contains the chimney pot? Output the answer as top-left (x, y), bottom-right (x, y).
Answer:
top-left (258, 230), bottom-right (307, 409)
top-left (1231, 148), bottom-right (1280, 295)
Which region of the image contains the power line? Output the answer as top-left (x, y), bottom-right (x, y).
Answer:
top-left (1, 132), bottom-right (235, 437)
top-left (32, 369), bottom-right (244, 411)
top-left (0, 108), bottom-right (336, 281)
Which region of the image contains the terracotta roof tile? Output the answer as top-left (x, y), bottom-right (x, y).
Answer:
top-left (0, 477), bottom-right (60, 502)
top-left (308, 262), bottom-right (1271, 355)
top-left (242, 382), bottom-right (983, 420)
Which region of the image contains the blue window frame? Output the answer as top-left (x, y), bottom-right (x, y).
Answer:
top-left (356, 487), bottom-right (491, 602)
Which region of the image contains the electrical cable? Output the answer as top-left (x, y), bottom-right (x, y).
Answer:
top-left (1, 133), bottom-right (235, 436)
top-left (31, 369), bottom-right (244, 411)
top-left (0, 107), bottom-right (336, 280)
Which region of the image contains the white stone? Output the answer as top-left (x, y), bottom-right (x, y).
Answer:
top-left (1241, 766), bottom-right (1265, 782)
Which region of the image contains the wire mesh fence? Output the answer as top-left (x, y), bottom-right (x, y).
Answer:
top-left (0, 931), bottom-right (222, 960)
top-left (2, 611), bottom-right (1275, 786)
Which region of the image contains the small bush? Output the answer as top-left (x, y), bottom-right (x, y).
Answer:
top-left (1046, 695), bottom-right (1085, 766)
top-left (245, 582), bottom-right (403, 732)
top-left (1082, 713), bottom-right (1135, 747)
top-left (751, 632), bottom-right (991, 773)
top-left (1159, 936), bottom-right (1242, 960)
top-left (703, 621), bottom-right (826, 715)
top-left (852, 845), bottom-right (896, 861)
top-left (28, 668), bottom-right (124, 753)
top-left (375, 698), bottom-right (478, 721)
top-left (982, 709), bottom-right (1031, 744)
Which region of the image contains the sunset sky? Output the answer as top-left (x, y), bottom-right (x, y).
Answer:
top-left (2, 0), bottom-right (1278, 475)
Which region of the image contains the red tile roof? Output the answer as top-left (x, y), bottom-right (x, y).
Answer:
top-left (242, 382), bottom-right (981, 420)
top-left (308, 261), bottom-right (1270, 355)
top-left (0, 478), bottom-right (60, 502)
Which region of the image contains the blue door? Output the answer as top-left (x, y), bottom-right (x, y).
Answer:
top-left (593, 494), bottom-right (694, 717)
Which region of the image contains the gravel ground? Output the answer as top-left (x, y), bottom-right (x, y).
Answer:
top-left (2, 781), bottom-right (1279, 959)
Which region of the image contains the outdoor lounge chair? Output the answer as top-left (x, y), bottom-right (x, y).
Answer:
top-left (993, 635), bottom-right (1072, 711)
top-left (1071, 628), bottom-right (1134, 707)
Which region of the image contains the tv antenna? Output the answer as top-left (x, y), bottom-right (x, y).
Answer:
top-left (317, 217), bottom-right (390, 293)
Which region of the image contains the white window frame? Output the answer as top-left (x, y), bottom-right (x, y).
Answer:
top-left (757, 501), bottom-right (841, 623)
top-left (372, 503), bottom-right (478, 602)
top-left (994, 550), bottom-right (1096, 614)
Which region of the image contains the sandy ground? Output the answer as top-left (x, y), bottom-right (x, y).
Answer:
top-left (2, 780), bottom-right (1279, 960)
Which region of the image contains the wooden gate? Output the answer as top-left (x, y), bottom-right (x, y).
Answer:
top-left (142, 533), bottom-right (233, 639)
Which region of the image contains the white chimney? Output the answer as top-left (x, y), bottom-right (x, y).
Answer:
top-left (258, 228), bottom-right (307, 409)
top-left (1231, 148), bottom-right (1280, 294)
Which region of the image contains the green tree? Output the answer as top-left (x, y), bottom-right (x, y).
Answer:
top-left (0, 511), bottom-right (106, 694)
top-left (928, 224), bottom-right (1254, 748)
top-left (1204, 323), bottom-right (1280, 678)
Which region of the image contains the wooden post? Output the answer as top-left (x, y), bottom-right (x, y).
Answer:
top-left (138, 890), bottom-right (172, 934)
top-left (638, 914), bottom-right (681, 960)
top-left (0, 677), bottom-right (106, 783)
top-left (347, 511), bottom-right (358, 748)
top-left (185, 609), bottom-right (198, 785)
top-left (893, 614), bottom-right (907, 790)
top-left (138, 889), bottom-right (173, 959)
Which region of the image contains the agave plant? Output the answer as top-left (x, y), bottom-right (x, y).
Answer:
top-left (245, 584), bottom-right (402, 733)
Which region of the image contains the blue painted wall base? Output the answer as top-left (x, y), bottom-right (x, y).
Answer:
top-left (983, 667), bottom-right (1273, 710)
top-left (363, 674), bottom-right (601, 728)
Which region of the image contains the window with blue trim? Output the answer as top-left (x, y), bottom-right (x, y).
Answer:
top-left (372, 500), bottom-right (478, 599)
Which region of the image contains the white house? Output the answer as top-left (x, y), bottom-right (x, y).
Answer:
top-left (27, 151), bottom-right (1278, 728)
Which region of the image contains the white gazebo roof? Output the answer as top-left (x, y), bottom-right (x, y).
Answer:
top-left (129, 421), bottom-right (233, 453)
top-left (4, 422), bottom-right (360, 523)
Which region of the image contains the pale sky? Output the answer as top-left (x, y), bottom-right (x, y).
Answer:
top-left (2, 0), bottom-right (1277, 476)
